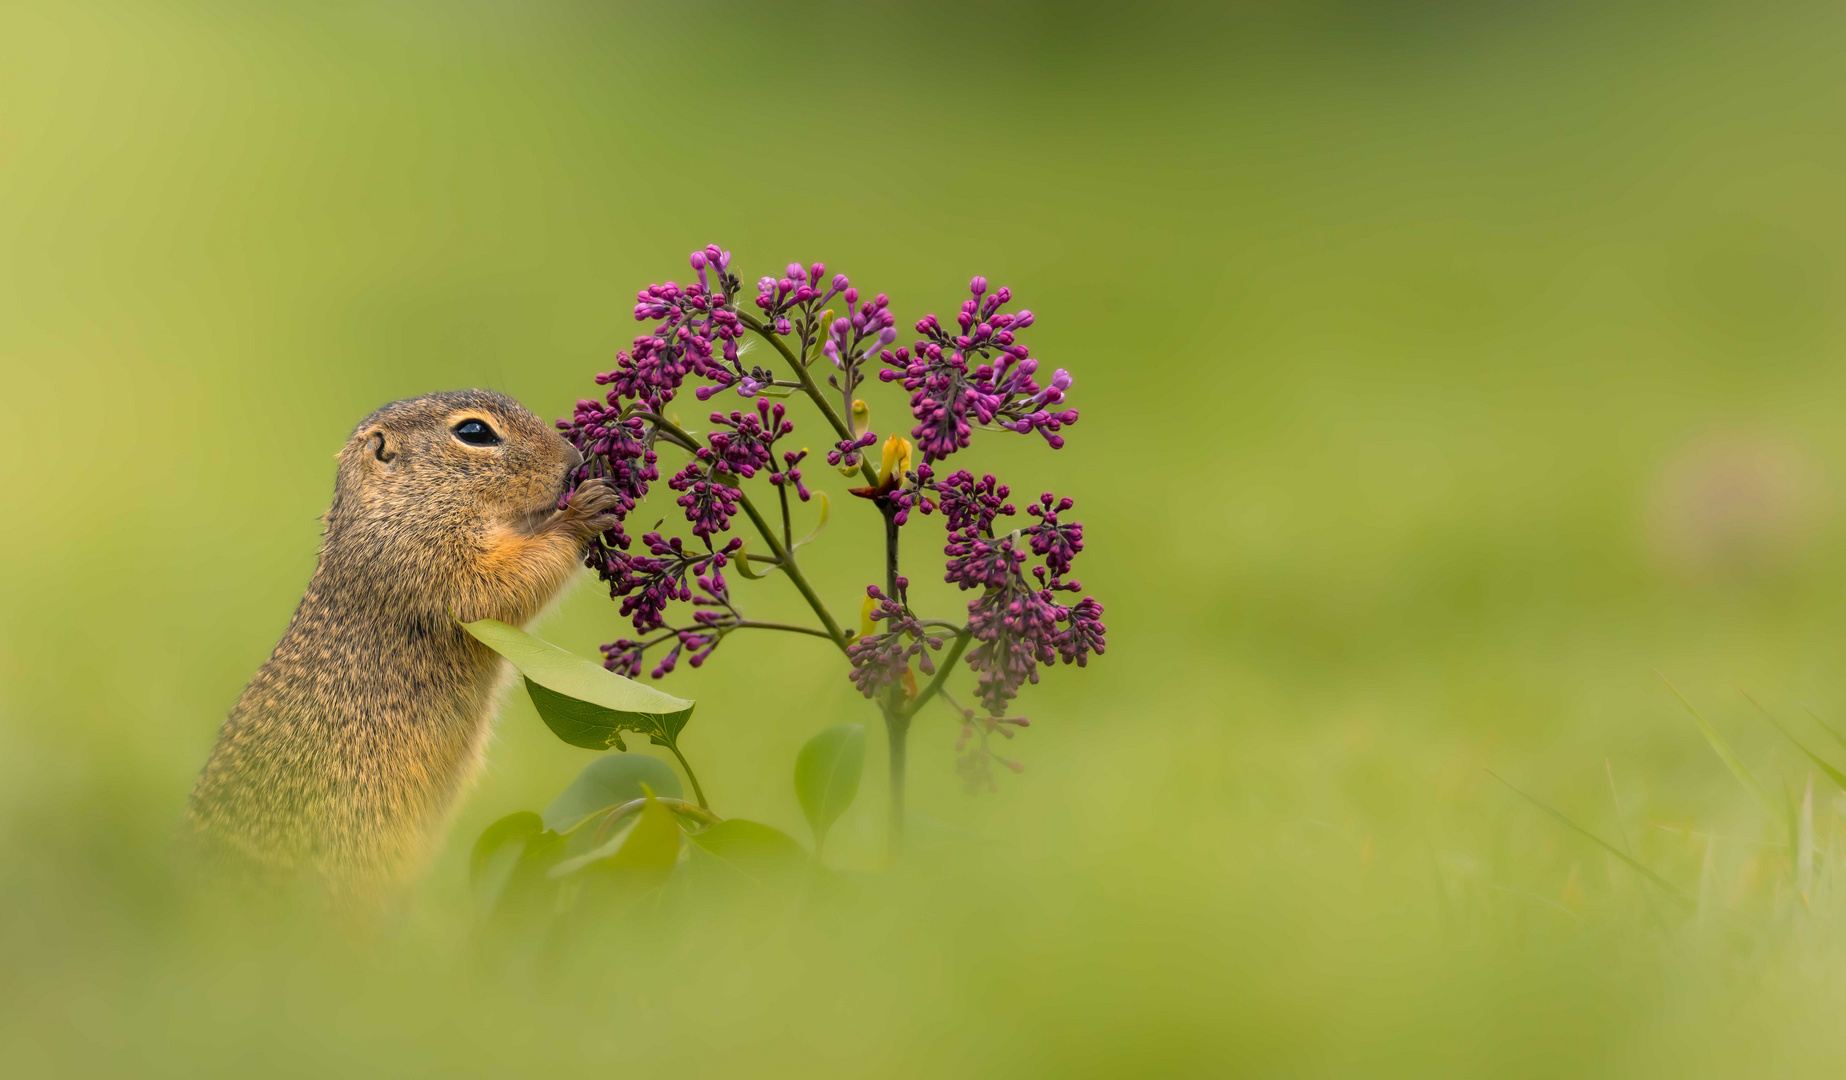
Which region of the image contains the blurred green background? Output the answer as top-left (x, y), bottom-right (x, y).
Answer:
top-left (6, 0), bottom-right (1846, 1074)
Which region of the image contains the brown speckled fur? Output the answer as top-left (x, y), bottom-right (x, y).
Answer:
top-left (183, 390), bottom-right (620, 892)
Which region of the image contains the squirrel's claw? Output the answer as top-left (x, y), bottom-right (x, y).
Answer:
top-left (555, 478), bottom-right (623, 540)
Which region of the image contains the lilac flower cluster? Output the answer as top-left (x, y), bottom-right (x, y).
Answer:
top-left (935, 473), bottom-right (1106, 716)
top-left (846, 583), bottom-right (945, 700)
top-left (558, 244), bottom-right (1104, 794)
top-left (878, 277), bottom-right (1079, 463)
top-left (593, 531), bottom-right (745, 679)
top-left (601, 246), bottom-right (749, 409)
top-left (659, 399), bottom-right (807, 539)
top-left (556, 404), bottom-right (658, 549)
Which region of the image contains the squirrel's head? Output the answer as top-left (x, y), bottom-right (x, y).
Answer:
top-left (331, 389), bottom-right (581, 543)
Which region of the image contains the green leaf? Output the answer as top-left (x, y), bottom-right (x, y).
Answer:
top-left (470, 812), bottom-right (564, 921)
top-left (609, 793), bottom-right (682, 870)
top-left (794, 723), bottom-right (864, 854)
top-left (690, 819), bottom-right (814, 886)
top-left (734, 539), bottom-right (773, 580)
top-left (543, 755), bottom-right (683, 833)
top-left (459, 617), bottom-right (695, 751)
top-left (792, 491), bottom-right (831, 550)
top-left (1659, 673), bottom-right (1778, 819)
top-left (471, 811), bottom-right (543, 884)
top-left (550, 790), bottom-right (682, 879)
top-left (1489, 771), bottom-right (1690, 903)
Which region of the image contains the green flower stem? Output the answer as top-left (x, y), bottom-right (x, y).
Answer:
top-left (737, 311), bottom-right (881, 488)
top-left (779, 481), bottom-right (793, 549)
top-left (732, 620), bottom-right (834, 639)
top-left (635, 409), bottom-right (848, 656)
top-left (880, 502), bottom-right (910, 852)
top-left (736, 490), bottom-right (849, 654)
top-left (662, 741), bottom-right (711, 810)
top-left (884, 703), bottom-right (908, 854)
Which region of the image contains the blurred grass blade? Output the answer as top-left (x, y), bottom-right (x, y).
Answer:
top-left (1660, 674), bottom-right (1777, 818)
top-left (1746, 691), bottom-right (1846, 794)
top-left (1799, 774), bottom-right (1815, 903)
top-left (1800, 703), bottom-right (1846, 755)
top-left (1489, 771), bottom-right (1689, 902)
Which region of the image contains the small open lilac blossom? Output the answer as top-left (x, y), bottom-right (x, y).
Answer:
top-left (558, 244), bottom-right (1102, 795)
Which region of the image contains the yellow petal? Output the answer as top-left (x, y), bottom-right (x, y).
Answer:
top-left (860, 593), bottom-right (878, 639)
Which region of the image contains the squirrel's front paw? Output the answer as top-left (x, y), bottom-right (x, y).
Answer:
top-left (556, 478), bottom-right (623, 540)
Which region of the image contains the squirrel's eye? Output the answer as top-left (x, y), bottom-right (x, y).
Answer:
top-left (453, 419), bottom-right (501, 446)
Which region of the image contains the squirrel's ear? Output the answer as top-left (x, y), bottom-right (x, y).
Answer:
top-left (365, 428), bottom-right (398, 465)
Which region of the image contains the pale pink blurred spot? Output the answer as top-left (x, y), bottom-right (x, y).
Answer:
top-left (1646, 428), bottom-right (1832, 581)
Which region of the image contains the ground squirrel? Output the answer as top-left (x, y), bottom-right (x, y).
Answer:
top-left (184, 390), bottom-right (619, 891)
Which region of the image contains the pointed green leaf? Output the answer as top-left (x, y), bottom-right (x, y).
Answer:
top-left (609, 792), bottom-right (681, 870)
top-left (1489, 771), bottom-right (1690, 902)
top-left (792, 491), bottom-right (831, 550)
top-left (794, 723), bottom-right (864, 854)
top-left (542, 754), bottom-right (683, 833)
top-left (1660, 673), bottom-right (1778, 818)
top-left (549, 791), bottom-right (683, 879)
top-left (548, 822), bottom-right (634, 877)
top-left (734, 539), bottom-right (773, 580)
top-left (459, 618), bottom-right (694, 751)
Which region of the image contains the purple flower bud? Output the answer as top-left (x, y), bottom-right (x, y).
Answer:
top-left (970, 276), bottom-right (987, 298)
top-left (689, 251), bottom-right (706, 270)
top-left (832, 274), bottom-right (850, 292)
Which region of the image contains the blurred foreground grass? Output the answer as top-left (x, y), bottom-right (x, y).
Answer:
top-left (6, 0), bottom-right (1846, 1074)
